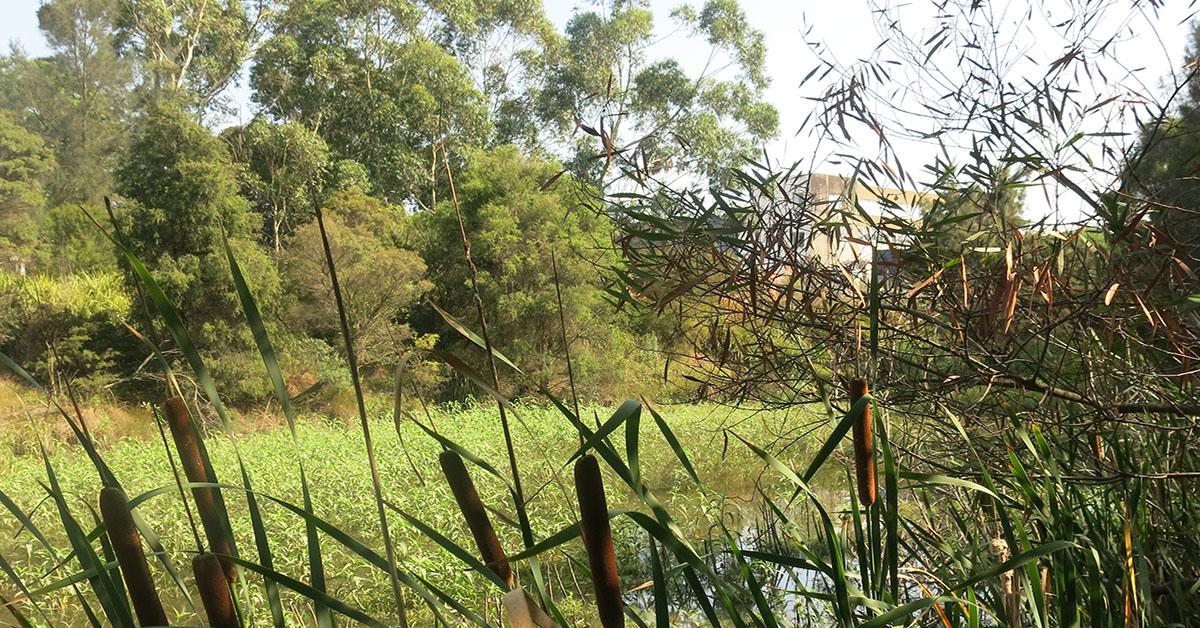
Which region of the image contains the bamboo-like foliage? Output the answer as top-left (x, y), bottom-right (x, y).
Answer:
top-left (98, 487), bottom-right (168, 627)
top-left (163, 395), bottom-right (237, 582)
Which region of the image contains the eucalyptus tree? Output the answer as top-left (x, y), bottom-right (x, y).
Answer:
top-left (115, 0), bottom-right (259, 107)
top-left (225, 118), bottom-right (331, 250)
top-left (0, 0), bottom-right (129, 205)
top-left (250, 0), bottom-right (491, 205)
top-left (533, 0), bottom-right (778, 190)
top-left (422, 0), bottom-right (556, 148)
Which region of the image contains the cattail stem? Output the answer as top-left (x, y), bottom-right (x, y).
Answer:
top-left (311, 187), bottom-right (409, 626)
top-left (192, 552), bottom-right (237, 628)
top-left (574, 454), bottom-right (623, 627)
top-left (849, 378), bottom-right (876, 507)
top-left (439, 450), bottom-right (513, 586)
top-left (164, 396), bottom-right (237, 582)
top-left (441, 145), bottom-right (529, 540)
top-left (550, 249), bottom-right (582, 447)
top-left (99, 487), bottom-right (168, 627)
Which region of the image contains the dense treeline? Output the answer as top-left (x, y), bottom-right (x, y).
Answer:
top-left (0, 0), bottom-right (778, 406)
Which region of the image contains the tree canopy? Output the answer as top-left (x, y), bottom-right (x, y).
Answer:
top-left (0, 110), bottom-right (55, 264)
top-left (0, 0), bottom-right (772, 403)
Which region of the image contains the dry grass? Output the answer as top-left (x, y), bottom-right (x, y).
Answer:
top-left (0, 377), bottom-right (156, 460)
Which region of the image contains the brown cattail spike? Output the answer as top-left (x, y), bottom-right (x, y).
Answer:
top-left (164, 396), bottom-right (237, 582)
top-left (99, 487), bottom-right (168, 627)
top-left (439, 450), bottom-right (513, 586)
top-left (849, 378), bottom-right (877, 506)
top-left (192, 552), bottom-right (237, 628)
top-left (574, 454), bottom-right (623, 628)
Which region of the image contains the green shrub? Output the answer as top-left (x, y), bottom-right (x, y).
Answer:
top-left (0, 270), bottom-right (131, 397)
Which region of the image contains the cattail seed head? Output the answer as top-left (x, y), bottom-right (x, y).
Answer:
top-left (192, 552), bottom-right (237, 628)
top-left (165, 396), bottom-right (237, 582)
top-left (439, 450), bottom-right (513, 586)
top-left (574, 454), bottom-right (623, 628)
top-left (849, 378), bottom-right (876, 506)
top-left (99, 486), bottom-right (168, 627)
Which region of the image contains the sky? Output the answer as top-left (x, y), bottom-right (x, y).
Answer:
top-left (2, 0), bottom-right (1199, 223)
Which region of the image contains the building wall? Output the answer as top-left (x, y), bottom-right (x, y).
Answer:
top-left (803, 173), bottom-right (930, 270)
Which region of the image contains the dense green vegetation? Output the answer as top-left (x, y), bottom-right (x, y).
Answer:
top-left (0, 0), bottom-right (777, 407)
top-left (0, 402), bottom-right (818, 626)
top-left (2, 0), bottom-right (1200, 626)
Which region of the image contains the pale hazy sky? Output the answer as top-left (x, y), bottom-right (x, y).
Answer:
top-left (2, 0), bottom-right (1198, 222)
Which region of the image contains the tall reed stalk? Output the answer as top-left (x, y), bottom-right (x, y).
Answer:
top-left (440, 144), bottom-right (529, 536)
top-left (193, 552), bottom-right (237, 628)
top-left (439, 450), bottom-right (513, 586)
top-left (310, 188), bottom-right (409, 626)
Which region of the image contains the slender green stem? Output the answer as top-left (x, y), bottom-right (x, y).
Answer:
top-left (310, 188), bottom-right (409, 627)
top-left (550, 248), bottom-right (583, 447)
top-left (439, 145), bottom-right (529, 543)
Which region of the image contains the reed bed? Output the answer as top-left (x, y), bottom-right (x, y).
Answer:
top-left (0, 199), bottom-right (1193, 628)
